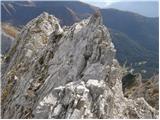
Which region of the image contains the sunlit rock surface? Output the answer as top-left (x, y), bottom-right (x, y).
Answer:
top-left (1, 12), bottom-right (158, 119)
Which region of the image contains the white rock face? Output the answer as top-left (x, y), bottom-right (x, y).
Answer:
top-left (34, 78), bottom-right (158, 119)
top-left (1, 12), bottom-right (158, 119)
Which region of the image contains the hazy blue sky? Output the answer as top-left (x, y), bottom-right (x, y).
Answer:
top-left (80, 0), bottom-right (158, 2)
top-left (80, 0), bottom-right (159, 8)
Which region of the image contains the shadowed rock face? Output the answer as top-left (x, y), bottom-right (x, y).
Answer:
top-left (1, 12), bottom-right (158, 119)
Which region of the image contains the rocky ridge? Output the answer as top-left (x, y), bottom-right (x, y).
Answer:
top-left (1, 12), bottom-right (158, 118)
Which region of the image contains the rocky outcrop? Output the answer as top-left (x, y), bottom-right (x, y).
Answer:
top-left (1, 12), bottom-right (158, 119)
top-left (123, 73), bottom-right (159, 110)
top-left (34, 78), bottom-right (158, 119)
top-left (1, 12), bottom-right (63, 89)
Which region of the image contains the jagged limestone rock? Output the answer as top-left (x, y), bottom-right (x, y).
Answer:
top-left (1, 12), bottom-right (63, 91)
top-left (1, 12), bottom-right (158, 119)
top-left (34, 79), bottom-right (158, 119)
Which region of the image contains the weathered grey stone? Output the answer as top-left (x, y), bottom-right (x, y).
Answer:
top-left (70, 109), bottom-right (82, 119)
top-left (1, 12), bottom-right (158, 119)
top-left (51, 104), bottom-right (62, 117)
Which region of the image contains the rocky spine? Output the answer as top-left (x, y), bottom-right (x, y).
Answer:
top-left (1, 12), bottom-right (158, 119)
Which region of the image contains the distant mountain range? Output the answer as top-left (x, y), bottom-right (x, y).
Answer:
top-left (1, 1), bottom-right (97, 26)
top-left (100, 9), bottom-right (159, 78)
top-left (83, 1), bottom-right (159, 17)
top-left (106, 1), bottom-right (159, 18)
top-left (1, 1), bottom-right (159, 78)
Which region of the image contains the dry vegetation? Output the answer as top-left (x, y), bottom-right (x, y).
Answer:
top-left (2, 23), bottom-right (19, 38)
top-left (123, 74), bottom-right (159, 110)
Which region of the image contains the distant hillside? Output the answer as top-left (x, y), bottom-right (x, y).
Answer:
top-left (1, 1), bottom-right (158, 78)
top-left (101, 9), bottom-right (158, 52)
top-left (106, 1), bottom-right (159, 17)
top-left (101, 9), bottom-right (159, 78)
top-left (1, 1), bottom-right (97, 26)
top-left (1, 23), bottom-right (19, 55)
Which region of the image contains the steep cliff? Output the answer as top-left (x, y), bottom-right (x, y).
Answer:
top-left (1, 12), bottom-right (158, 119)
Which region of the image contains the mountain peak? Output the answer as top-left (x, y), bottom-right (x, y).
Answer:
top-left (88, 10), bottom-right (102, 25)
top-left (1, 12), bottom-right (158, 119)
top-left (25, 11), bottom-right (63, 36)
top-left (2, 12), bottom-right (63, 72)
